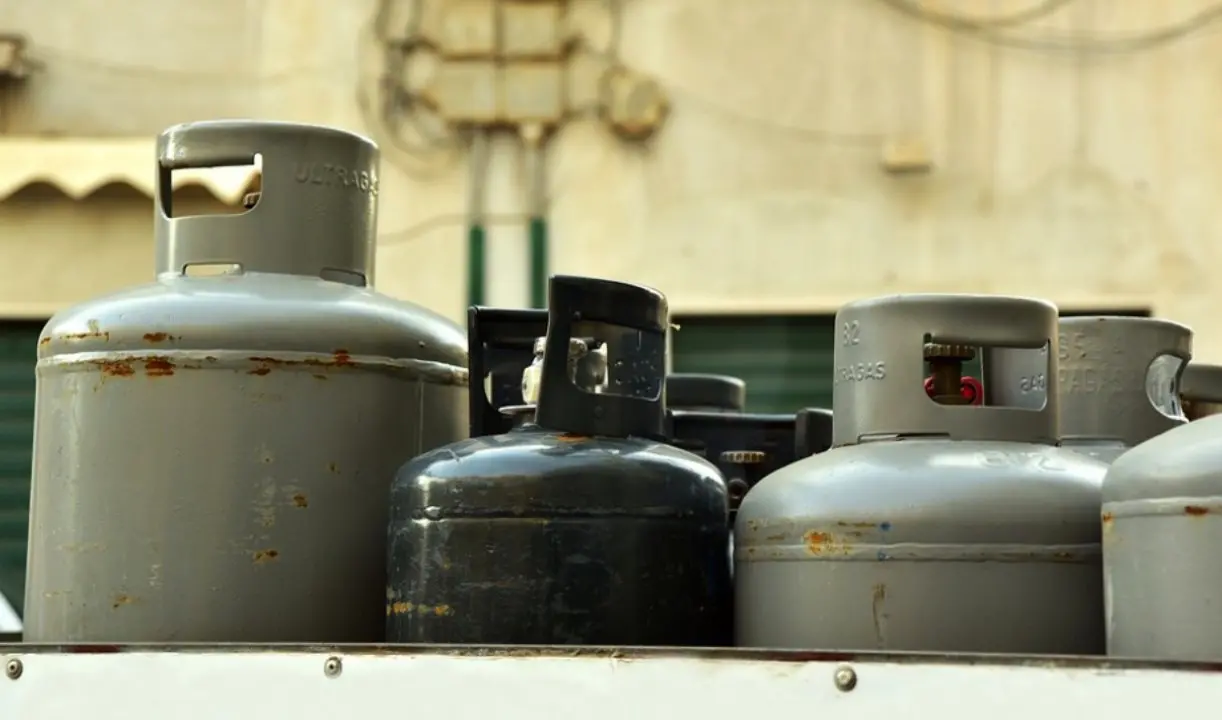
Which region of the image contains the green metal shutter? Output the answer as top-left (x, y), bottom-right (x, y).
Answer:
top-left (0, 321), bottom-right (41, 616)
top-left (671, 315), bottom-right (836, 413)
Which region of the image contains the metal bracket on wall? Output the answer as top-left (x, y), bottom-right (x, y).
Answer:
top-left (0, 34), bottom-right (31, 81)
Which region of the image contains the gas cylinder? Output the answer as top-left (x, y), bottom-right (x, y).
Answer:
top-left (667, 374), bottom-right (746, 412)
top-left (1180, 363), bottom-right (1222, 420)
top-left (469, 307), bottom-right (548, 437)
top-left (1057, 317), bottom-right (1191, 462)
top-left (467, 307), bottom-right (607, 433)
top-left (24, 120), bottom-right (468, 643)
top-left (665, 409), bottom-right (796, 520)
top-left (663, 373), bottom-right (794, 513)
top-left (1102, 413), bottom-right (1222, 660)
top-left (386, 275), bottom-right (731, 646)
top-left (794, 407), bottom-right (833, 459)
top-left (993, 317), bottom-right (1191, 462)
top-left (735, 294), bottom-right (1107, 653)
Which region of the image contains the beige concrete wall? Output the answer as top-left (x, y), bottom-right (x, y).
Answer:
top-left (2, 0), bottom-right (1221, 357)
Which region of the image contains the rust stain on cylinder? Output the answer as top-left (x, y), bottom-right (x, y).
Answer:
top-left (248, 354), bottom-right (360, 375)
top-left (142, 332), bottom-right (175, 343)
top-left (386, 601), bottom-right (454, 617)
top-left (803, 529), bottom-right (853, 556)
top-left (804, 530), bottom-right (832, 554)
top-left (94, 360), bottom-right (134, 377)
top-left (58, 330), bottom-right (111, 343)
top-left (1185, 505), bottom-right (1210, 516)
top-left (111, 594), bottom-right (136, 609)
top-left (252, 549), bottom-right (280, 564)
top-left (871, 583), bottom-right (887, 643)
top-left (144, 357), bottom-right (175, 377)
top-left (292, 493), bottom-right (309, 508)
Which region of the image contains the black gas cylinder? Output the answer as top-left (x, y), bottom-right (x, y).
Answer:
top-left (385, 275), bottom-right (731, 646)
top-left (794, 407), bottom-right (833, 459)
top-left (665, 410), bottom-right (797, 521)
top-left (466, 306), bottom-right (547, 437)
top-left (667, 373), bottom-right (746, 412)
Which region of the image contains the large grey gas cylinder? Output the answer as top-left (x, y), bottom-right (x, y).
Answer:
top-left (735, 294), bottom-right (1108, 654)
top-left (24, 121), bottom-right (468, 643)
top-left (1180, 363), bottom-right (1222, 420)
top-left (1103, 414), bottom-right (1222, 660)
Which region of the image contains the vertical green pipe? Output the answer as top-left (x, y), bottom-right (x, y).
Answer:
top-left (529, 217), bottom-right (547, 309)
top-left (467, 224), bottom-right (486, 307)
top-left (467, 131), bottom-right (488, 308)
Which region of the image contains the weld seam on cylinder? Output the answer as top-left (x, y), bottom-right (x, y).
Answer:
top-left (734, 542), bottom-right (1099, 562)
top-left (1102, 497), bottom-right (1222, 519)
top-left (37, 350), bottom-right (469, 386)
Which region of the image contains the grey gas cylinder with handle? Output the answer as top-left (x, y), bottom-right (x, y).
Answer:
top-left (1102, 412), bottom-right (1222, 660)
top-left (1180, 363), bottom-right (1222, 420)
top-left (735, 294), bottom-right (1108, 654)
top-left (1055, 317), bottom-right (1191, 462)
top-left (993, 317), bottom-right (1192, 463)
top-left (24, 120), bottom-right (468, 643)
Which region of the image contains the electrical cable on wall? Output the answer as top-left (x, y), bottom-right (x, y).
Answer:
top-left (876, 0), bottom-right (1222, 53)
top-left (17, 47), bottom-right (337, 83)
top-left (881, 0), bottom-right (1077, 31)
top-left (358, 0), bottom-right (464, 179)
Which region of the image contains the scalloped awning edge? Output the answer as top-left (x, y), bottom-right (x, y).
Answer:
top-left (0, 137), bottom-right (259, 205)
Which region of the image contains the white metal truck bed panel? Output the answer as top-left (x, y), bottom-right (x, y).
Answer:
top-left (0, 646), bottom-right (1217, 719)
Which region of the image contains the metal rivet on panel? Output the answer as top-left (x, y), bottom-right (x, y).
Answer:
top-left (833, 665), bottom-right (856, 692)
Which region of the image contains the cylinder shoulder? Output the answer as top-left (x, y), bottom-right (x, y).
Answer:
top-left (39, 273), bottom-right (466, 367)
top-left (391, 431), bottom-right (727, 516)
top-left (1103, 415), bottom-right (1222, 502)
top-left (738, 440), bottom-right (1104, 545)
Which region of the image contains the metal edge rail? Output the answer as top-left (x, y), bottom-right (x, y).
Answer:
top-left (0, 644), bottom-right (1220, 718)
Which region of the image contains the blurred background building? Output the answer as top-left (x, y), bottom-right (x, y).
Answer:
top-left (0, 0), bottom-right (1217, 605)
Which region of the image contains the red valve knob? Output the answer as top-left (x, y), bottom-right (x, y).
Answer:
top-left (924, 375), bottom-right (984, 406)
top-left (960, 376), bottom-right (983, 405)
